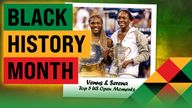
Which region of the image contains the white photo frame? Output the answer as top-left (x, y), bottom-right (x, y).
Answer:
top-left (63, 3), bottom-right (157, 98)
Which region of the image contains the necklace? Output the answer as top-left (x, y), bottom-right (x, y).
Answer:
top-left (117, 30), bottom-right (128, 44)
top-left (92, 35), bottom-right (100, 43)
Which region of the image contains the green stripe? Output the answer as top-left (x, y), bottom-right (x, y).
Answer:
top-left (4, 4), bottom-right (72, 30)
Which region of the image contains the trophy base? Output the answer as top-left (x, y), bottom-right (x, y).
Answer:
top-left (79, 64), bottom-right (105, 77)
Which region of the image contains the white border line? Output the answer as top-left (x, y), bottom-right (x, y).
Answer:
top-left (150, 5), bottom-right (157, 75)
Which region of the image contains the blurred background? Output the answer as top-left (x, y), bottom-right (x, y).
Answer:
top-left (73, 7), bottom-right (152, 38)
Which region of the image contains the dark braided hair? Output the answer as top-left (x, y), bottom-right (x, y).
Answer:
top-left (117, 10), bottom-right (134, 21)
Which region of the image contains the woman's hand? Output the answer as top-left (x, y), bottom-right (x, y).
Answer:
top-left (101, 48), bottom-right (111, 58)
top-left (122, 59), bottom-right (133, 68)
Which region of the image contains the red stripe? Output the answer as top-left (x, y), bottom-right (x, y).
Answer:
top-left (4, 57), bottom-right (78, 84)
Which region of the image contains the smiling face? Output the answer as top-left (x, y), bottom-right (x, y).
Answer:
top-left (117, 11), bottom-right (131, 30)
top-left (89, 17), bottom-right (102, 35)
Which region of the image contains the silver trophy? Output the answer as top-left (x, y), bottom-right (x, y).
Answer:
top-left (112, 43), bottom-right (131, 74)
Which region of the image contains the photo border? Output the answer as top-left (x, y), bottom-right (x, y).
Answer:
top-left (64, 2), bottom-right (157, 98)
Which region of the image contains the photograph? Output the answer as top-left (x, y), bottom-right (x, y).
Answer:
top-left (63, 3), bottom-right (156, 98)
top-left (72, 3), bottom-right (156, 78)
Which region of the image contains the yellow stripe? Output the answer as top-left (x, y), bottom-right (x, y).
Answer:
top-left (3, 30), bottom-right (91, 57)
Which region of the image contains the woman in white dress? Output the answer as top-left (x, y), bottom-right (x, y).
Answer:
top-left (109, 10), bottom-right (149, 78)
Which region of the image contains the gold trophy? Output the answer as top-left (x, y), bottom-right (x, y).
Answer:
top-left (79, 42), bottom-right (104, 77)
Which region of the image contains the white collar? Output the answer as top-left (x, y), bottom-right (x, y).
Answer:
top-left (127, 27), bottom-right (136, 34)
top-left (117, 27), bottom-right (136, 34)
